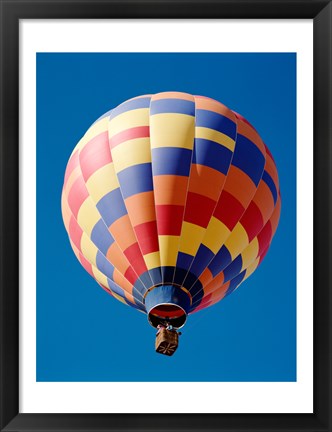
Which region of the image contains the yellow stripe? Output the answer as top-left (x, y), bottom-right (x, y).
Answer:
top-left (73, 235), bottom-right (130, 307)
top-left (77, 198), bottom-right (101, 237)
top-left (112, 137), bottom-right (151, 172)
top-left (86, 163), bottom-right (120, 202)
top-left (225, 223), bottom-right (249, 259)
top-left (80, 233), bottom-right (97, 266)
top-left (195, 126), bottom-right (235, 152)
top-left (108, 108), bottom-right (149, 136)
top-left (111, 291), bottom-right (128, 305)
top-left (76, 117), bottom-right (109, 151)
top-left (150, 113), bottom-right (195, 149)
top-left (240, 237), bottom-right (259, 271)
top-left (202, 217), bottom-right (230, 254)
top-left (242, 258), bottom-right (260, 281)
top-left (158, 235), bottom-right (179, 267)
top-left (92, 265), bottom-right (128, 306)
top-left (179, 222), bottom-right (205, 256)
top-left (144, 251), bottom-right (161, 270)
top-left (61, 193), bottom-right (71, 231)
top-left (92, 265), bottom-right (109, 287)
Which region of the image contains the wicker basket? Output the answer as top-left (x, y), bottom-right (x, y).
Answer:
top-left (155, 329), bottom-right (179, 356)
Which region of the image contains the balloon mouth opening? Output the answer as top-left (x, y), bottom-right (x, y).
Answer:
top-left (144, 284), bottom-right (190, 329)
top-left (148, 303), bottom-right (187, 329)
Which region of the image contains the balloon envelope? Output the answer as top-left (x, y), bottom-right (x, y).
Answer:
top-left (62, 92), bottom-right (281, 328)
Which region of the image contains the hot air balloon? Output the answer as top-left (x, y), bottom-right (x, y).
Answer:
top-left (61, 92), bottom-right (281, 356)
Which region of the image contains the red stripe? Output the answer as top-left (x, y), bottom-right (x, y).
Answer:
top-left (109, 126), bottom-right (150, 149)
top-left (79, 131), bottom-right (111, 181)
top-left (79, 252), bottom-right (93, 276)
top-left (155, 205), bottom-right (184, 235)
top-left (193, 294), bottom-right (212, 310)
top-left (191, 303), bottom-right (209, 313)
top-left (259, 246), bottom-right (269, 264)
top-left (124, 243), bottom-right (148, 275)
top-left (201, 293), bottom-right (212, 304)
top-left (184, 192), bottom-right (216, 228)
top-left (124, 266), bottom-right (139, 285)
top-left (264, 144), bottom-right (275, 163)
top-left (98, 282), bottom-right (113, 297)
top-left (214, 191), bottom-right (245, 230)
top-left (68, 217), bottom-right (83, 250)
top-left (240, 201), bottom-right (264, 242)
top-left (134, 221), bottom-right (159, 254)
top-left (67, 177), bottom-right (89, 218)
top-left (257, 222), bottom-right (272, 256)
top-left (64, 150), bottom-right (79, 186)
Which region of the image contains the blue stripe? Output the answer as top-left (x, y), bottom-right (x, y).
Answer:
top-left (181, 271), bottom-right (198, 291)
top-left (193, 138), bottom-right (233, 174)
top-left (109, 97), bottom-right (151, 120)
top-left (189, 244), bottom-right (215, 277)
top-left (232, 135), bottom-right (265, 186)
top-left (176, 252), bottom-right (194, 271)
top-left (189, 281), bottom-right (204, 311)
top-left (173, 267), bottom-right (187, 286)
top-left (196, 109), bottom-right (237, 139)
top-left (117, 163), bottom-right (153, 199)
top-left (132, 292), bottom-right (145, 310)
top-left (186, 277), bottom-right (201, 297)
top-left (225, 272), bottom-right (245, 297)
top-left (223, 255), bottom-right (243, 283)
top-left (152, 147), bottom-right (192, 176)
top-left (150, 98), bottom-right (195, 116)
top-left (139, 271), bottom-right (153, 289)
top-left (109, 280), bottom-right (145, 306)
top-left (161, 266), bottom-right (176, 283)
top-left (96, 251), bottom-right (115, 279)
top-left (148, 267), bottom-right (163, 286)
top-left (132, 270), bottom-right (154, 291)
top-left (124, 300), bottom-right (145, 311)
top-left (208, 245), bottom-right (232, 277)
top-left (107, 277), bottom-right (125, 298)
top-left (96, 189), bottom-right (127, 226)
top-left (262, 171), bottom-right (278, 204)
top-left (133, 278), bottom-right (148, 297)
top-left (91, 219), bottom-right (114, 255)
top-left (93, 109), bottom-right (113, 124)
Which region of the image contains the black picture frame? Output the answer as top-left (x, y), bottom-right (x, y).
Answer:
top-left (1, 1), bottom-right (331, 431)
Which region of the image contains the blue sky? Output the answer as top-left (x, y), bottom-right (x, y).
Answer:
top-left (37, 53), bottom-right (296, 381)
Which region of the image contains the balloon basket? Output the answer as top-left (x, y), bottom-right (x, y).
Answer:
top-left (155, 329), bottom-right (179, 356)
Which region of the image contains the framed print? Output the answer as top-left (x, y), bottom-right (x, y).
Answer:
top-left (0, 1), bottom-right (331, 431)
